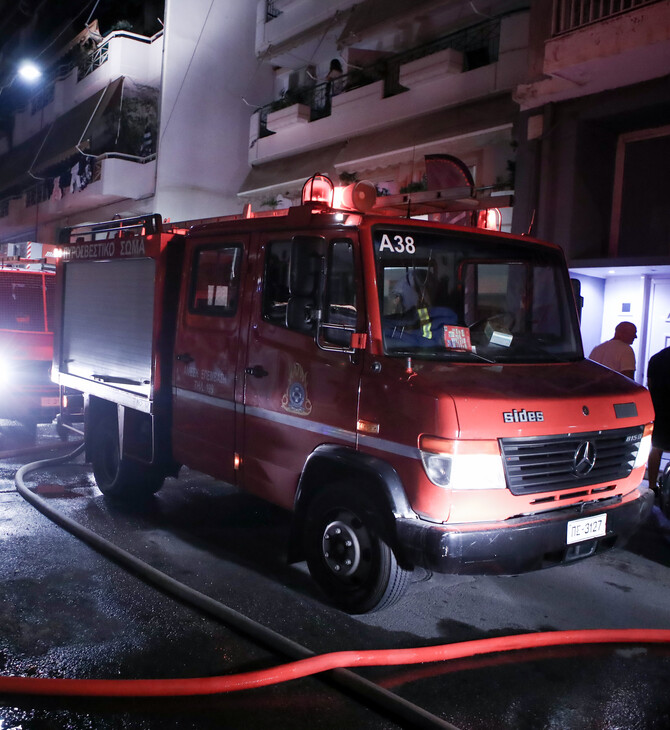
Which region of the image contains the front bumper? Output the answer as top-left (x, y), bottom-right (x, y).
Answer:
top-left (0, 386), bottom-right (60, 423)
top-left (396, 489), bottom-right (654, 575)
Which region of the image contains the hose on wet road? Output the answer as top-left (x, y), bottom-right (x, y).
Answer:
top-left (8, 446), bottom-right (670, 729)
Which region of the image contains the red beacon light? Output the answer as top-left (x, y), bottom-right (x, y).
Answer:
top-left (302, 174), bottom-right (335, 207)
top-left (302, 174), bottom-right (378, 214)
top-left (477, 207), bottom-right (502, 231)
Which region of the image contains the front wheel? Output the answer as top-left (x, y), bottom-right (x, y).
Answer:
top-left (303, 484), bottom-right (409, 613)
top-left (90, 417), bottom-right (164, 501)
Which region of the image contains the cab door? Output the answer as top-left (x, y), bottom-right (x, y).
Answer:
top-left (240, 234), bottom-right (364, 510)
top-left (172, 236), bottom-right (248, 483)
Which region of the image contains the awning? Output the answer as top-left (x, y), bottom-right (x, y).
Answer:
top-left (238, 142), bottom-right (345, 197)
top-left (338, 0), bottom-right (446, 47)
top-left (0, 77), bottom-right (125, 198)
top-left (336, 94), bottom-right (517, 169)
top-left (31, 76), bottom-right (124, 175)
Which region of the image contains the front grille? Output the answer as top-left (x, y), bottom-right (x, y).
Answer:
top-left (500, 426), bottom-right (644, 496)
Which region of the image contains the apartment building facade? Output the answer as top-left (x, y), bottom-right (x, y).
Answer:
top-left (0, 1), bottom-right (269, 247)
top-left (513, 0), bottom-right (670, 380)
top-left (243, 0), bottom-right (528, 228)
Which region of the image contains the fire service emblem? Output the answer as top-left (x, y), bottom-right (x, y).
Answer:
top-left (281, 363), bottom-right (312, 416)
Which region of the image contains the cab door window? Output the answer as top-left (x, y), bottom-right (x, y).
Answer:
top-left (323, 239), bottom-right (357, 345)
top-left (263, 237), bottom-right (357, 343)
top-left (263, 237), bottom-right (325, 334)
top-left (189, 245), bottom-right (241, 316)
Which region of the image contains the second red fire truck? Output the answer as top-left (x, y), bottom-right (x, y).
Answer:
top-left (0, 251), bottom-right (60, 439)
top-left (51, 175), bottom-right (654, 612)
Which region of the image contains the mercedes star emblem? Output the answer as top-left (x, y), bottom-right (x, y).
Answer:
top-left (573, 440), bottom-right (596, 476)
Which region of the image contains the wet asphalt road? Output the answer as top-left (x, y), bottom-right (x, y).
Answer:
top-left (1, 421), bottom-right (670, 729)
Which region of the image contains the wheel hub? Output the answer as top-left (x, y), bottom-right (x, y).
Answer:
top-left (322, 519), bottom-right (361, 576)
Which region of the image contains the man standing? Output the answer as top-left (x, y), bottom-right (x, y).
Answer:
top-left (589, 321), bottom-right (637, 379)
top-left (647, 345), bottom-right (670, 491)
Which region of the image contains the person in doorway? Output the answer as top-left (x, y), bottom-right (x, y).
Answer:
top-left (589, 321), bottom-right (637, 379)
top-left (647, 345), bottom-right (670, 491)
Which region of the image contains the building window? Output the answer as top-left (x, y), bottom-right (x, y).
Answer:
top-left (610, 125), bottom-right (670, 258)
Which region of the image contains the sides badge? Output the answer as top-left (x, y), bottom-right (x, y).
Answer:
top-left (281, 363), bottom-right (312, 416)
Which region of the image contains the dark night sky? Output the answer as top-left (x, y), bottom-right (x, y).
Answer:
top-left (0, 0), bottom-right (164, 67)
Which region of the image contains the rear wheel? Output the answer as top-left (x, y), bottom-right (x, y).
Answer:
top-left (303, 483), bottom-right (409, 613)
top-left (90, 416), bottom-right (164, 500)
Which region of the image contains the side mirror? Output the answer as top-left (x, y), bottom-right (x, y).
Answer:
top-left (286, 296), bottom-right (317, 333)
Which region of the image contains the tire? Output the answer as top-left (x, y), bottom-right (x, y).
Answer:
top-left (90, 416), bottom-right (164, 500)
top-left (303, 483), bottom-right (410, 613)
top-left (56, 415), bottom-right (70, 442)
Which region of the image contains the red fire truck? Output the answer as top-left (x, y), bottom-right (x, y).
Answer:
top-left (0, 253), bottom-right (60, 438)
top-left (52, 175), bottom-right (654, 612)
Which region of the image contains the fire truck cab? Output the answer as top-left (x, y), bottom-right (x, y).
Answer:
top-left (52, 176), bottom-right (654, 612)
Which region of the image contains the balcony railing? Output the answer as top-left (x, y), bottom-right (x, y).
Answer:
top-left (256, 16), bottom-right (501, 139)
top-left (551, 0), bottom-right (660, 36)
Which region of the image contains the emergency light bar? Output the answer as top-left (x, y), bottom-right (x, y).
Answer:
top-left (477, 208), bottom-right (502, 231)
top-left (302, 173), bottom-right (378, 213)
top-left (302, 174), bottom-right (334, 207)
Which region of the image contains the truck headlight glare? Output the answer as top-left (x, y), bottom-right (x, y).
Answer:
top-left (419, 436), bottom-right (506, 490)
top-left (633, 431), bottom-right (652, 469)
top-left (0, 357), bottom-right (11, 386)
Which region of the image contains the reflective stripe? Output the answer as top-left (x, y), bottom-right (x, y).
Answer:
top-left (245, 404), bottom-right (357, 443)
top-left (173, 388), bottom-right (420, 460)
top-left (174, 388), bottom-right (236, 410)
top-left (358, 433), bottom-right (421, 461)
top-left (418, 307), bottom-right (432, 339)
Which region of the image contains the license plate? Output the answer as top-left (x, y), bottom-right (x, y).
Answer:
top-left (41, 397), bottom-right (59, 407)
top-left (566, 514), bottom-right (607, 545)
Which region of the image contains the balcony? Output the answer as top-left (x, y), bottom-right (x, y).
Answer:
top-left (0, 155), bottom-right (156, 241)
top-left (255, 0), bottom-right (358, 59)
top-left (250, 13), bottom-right (528, 165)
top-left (515, 0), bottom-right (670, 110)
top-left (12, 30), bottom-right (163, 146)
top-left (551, 0), bottom-right (660, 35)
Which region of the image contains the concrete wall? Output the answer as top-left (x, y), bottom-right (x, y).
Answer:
top-left (154, 0), bottom-right (273, 220)
top-left (572, 273), bottom-right (605, 358)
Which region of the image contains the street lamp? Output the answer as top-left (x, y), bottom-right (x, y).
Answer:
top-left (17, 60), bottom-right (42, 83)
top-left (0, 60), bottom-right (42, 96)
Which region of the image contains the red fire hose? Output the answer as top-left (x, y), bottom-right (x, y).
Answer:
top-left (8, 444), bottom-right (670, 730)
top-left (0, 628), bottom-right (669, 697)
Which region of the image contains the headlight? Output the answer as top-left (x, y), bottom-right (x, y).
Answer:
top-left (419, 436), bottom-right (506, 489)
top-left (633, 425), bottom-right (653, 469)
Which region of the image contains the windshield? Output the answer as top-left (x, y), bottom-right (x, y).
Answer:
top-left (373, 226), bottom-right (583, 363)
